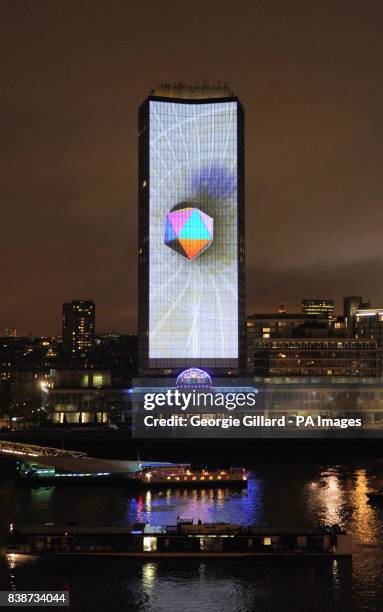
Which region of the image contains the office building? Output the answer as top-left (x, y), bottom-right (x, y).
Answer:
top-left (343, 296), bottom-right (363, 320)
top-left (247, 313), bottom-right (330, 340)
top-left (138, 83), bottom-right (245, 374)
top-left (301, 299), bottom-right (334, 320)
top-left (343, 296), bottom-right (371, 331)
top-left (251, 338), bottom-right (381, 377)
top-left (247, 303), bottom-right (383, 377)
top-left (42, 369), bottom-right (130, 424)
top-left (355, 308), bottom-right (383, 340)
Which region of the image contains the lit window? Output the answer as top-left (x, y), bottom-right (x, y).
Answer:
top-left (263, 537), bottom-right (272, 546)
top-left (143, 536), bottom-right (157, 552)
top-left (93, 375), bottom-right (104, 387)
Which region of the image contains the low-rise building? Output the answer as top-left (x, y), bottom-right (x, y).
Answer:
top-left (42, 369), bottom-right (131, 425)
top-left (251, 338), bottom-right (381, 377)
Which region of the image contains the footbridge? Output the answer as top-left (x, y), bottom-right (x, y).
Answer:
top-left (0, 440), bottom-right (87, 459)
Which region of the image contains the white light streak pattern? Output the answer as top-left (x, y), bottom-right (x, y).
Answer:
top-left (149, 101), bottom-right (238, 359)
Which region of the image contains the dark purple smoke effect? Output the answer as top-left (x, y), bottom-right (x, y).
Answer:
top-left (191, 164), bottom-right (237, 199)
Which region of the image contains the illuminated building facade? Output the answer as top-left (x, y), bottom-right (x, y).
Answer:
top-left (42, 369), bottom-right (128, 424)
top-left (138, 84), bottom-right (245, 374)
top-left (247, 313), bottom-right (330, 340)
top-left (62, 300), bottom-right (95, 359)
top-left (251, 338), bottom-right (381, 377)
top-left (247, 307), bottom-right (383, 377)
top-left (301, 299), bottom-right (335, 320)
top-left (354, 308), bottom-right (383, 339)
top-left (253, 377), bottom-right (383, 429)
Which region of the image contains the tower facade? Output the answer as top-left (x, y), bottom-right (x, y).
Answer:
top-left (62, 300), bottom-right (95, 359)
top-left (138, 84), bottom-right (245, 374)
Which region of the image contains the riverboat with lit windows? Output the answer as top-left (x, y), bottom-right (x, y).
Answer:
top-left (5, 520), bottom-right (352, 557)
top-left (132, 465), bottom-right (248, 487)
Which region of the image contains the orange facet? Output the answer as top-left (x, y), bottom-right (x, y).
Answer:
top-left (178, 239), bottom-right (210, 260)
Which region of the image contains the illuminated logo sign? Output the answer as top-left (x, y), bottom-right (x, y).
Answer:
top-left (176, 368), bottom-right (212, 388)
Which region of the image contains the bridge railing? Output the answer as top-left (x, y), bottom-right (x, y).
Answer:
top-left (0, 440), bottom-right (87, 459)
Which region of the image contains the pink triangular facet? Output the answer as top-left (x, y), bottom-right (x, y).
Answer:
top-left (167, 208), bottom-right (193, 236)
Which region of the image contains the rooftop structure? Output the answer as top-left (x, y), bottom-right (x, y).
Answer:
top-left (150, 81), bottom-right (234, 99)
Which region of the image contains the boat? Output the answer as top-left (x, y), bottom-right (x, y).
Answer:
top-left (0, 440), bottom-right (198, 484)
top-left (131, 466), bottom-right (249, 487)
top-left (5, 520), bottom-right (352, 557)
top-left (366, 490), bottom-right (383, 503)
top-left (0, 440), bottom-right (249, 487)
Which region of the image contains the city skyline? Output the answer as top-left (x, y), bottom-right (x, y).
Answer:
top-left (1, 293), bottom-right (379, 338)
top-left (1, 1), bottom-right (383, 335)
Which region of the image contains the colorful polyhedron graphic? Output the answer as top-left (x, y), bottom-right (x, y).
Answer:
top-left (164, 207), bottom-right (214, 261)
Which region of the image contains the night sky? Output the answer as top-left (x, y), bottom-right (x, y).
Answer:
top-left (1, 1), bottom-right (382, 335)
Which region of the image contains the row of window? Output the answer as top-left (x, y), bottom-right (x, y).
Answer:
top-left (256, 342), bottom-right (377, 349)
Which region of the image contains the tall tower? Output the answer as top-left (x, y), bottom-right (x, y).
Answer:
top-left (62, 300), bottom-right (95, 359)
top-left (138, 83), bottom-right (245, 374)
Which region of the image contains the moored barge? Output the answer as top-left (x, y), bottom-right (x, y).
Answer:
top-left (5, 520), bottom-right (352, 557)
top-left (131, 466), bottom-right (248, 487)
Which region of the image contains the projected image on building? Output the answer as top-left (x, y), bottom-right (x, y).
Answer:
top-left (138, 90), bottom-right (244, 371)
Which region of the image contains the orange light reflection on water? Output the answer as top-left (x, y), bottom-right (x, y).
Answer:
top-left (349, 469), bottom-right (377, 544)
top-left (306, 470), bottom-right (345, 526)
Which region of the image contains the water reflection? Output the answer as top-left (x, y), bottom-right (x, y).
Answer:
top-left (5, 553), bottom-right (36, 592)
top-left (320, 473), bottom-right (344, 525)
top-left (305, 469), bottom-right (345, 526)
top-left (7, 553), bottom-right (16, 571)
top-left (349, 469), bottom-right (377, 544)
top-left (7, 469), bottom-right (380, 541)
top-left (142, 562), bottom-right (156, 593)
top-left (145, 491), bottom-right (152, 518)
top-left (2, 465), bottom-right (383, 610)
top-left (30, 487), bottom-right (54, 502)
top-left (331, 558), bottom-right (340, 593)
top-left (124, 483), bottom-right (261, 527)
top-left (130, 558), bottom-right (353, 612)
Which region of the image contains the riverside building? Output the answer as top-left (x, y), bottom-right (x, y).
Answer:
top-left (138, 83), bottom-right (245, 375)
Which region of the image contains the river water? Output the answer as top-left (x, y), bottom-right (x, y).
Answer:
top-left (0, 460), bottom-right (383, 611)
